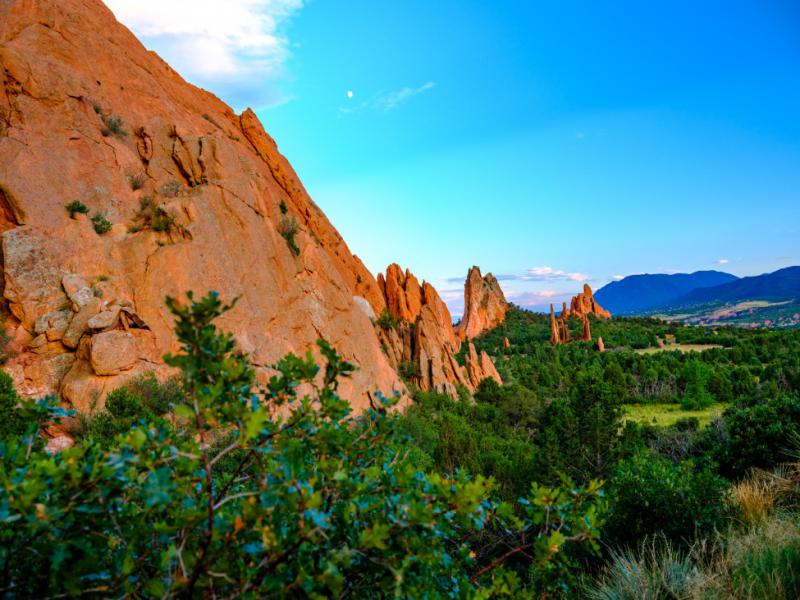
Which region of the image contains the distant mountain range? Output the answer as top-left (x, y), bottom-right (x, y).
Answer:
top-left (595, 266), bottom-right (800, 316)
top-left (675, 266), bottom-right (800, 307)
top-left (594, 271), bottom-right (738, 315)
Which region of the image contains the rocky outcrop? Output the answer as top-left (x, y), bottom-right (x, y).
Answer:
top-left (569, 284), bottom-right (611, 319)
top-left (550, 299), bottom-right (599, 347)
top-left (376, 265), bottom-right (501, 395)
top-left (456, 266), bottom-right (508, 340)
top-left (0, 0), bottom-right (402, 409)
top-left (377, 264), bottom-right (423, 324)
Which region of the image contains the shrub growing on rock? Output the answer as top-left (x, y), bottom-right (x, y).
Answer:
top-left (127, 172), bottom-right (146, 191)
top-left (160, 180), bottom-right (182, 197)
top-left (65, 200), bottom-right (89, 218)
top-left (100, 113), bottom-right (127, 137)
top-left (130, 196), bottom-right (178, 233)
top-left (278, 214), bottom-right (300, 256)
top-left (90, 212), bottom-right (112, 234)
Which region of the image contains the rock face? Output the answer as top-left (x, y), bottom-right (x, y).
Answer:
top-left (376, 264), bottom-right (501, 395)
top-left (569, 284), bottom-right (611, 319)
top-left (0, 0), bottom-right (403, 409)
top-left (456, 267), bottom-right (508, 340)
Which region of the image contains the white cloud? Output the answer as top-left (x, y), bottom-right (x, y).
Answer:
top-left (612, 274), bottom-right (625, 281)
top-left (521, 266), bottom-right (589, 282)
top-left (715, 258), bottom-right (730, 265)
top-left (339, 82), bottom-right (436, 115)
top-left (105, 0), bottom-right (304, 109)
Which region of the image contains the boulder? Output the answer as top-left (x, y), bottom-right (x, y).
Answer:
top-left (90, 330), bottom-right (138, 375)
top-left (62, 298), bottom-right (102, 349)
top-left (45, 435), bottom-right (75, 454)
top-left (88, 306), bottom-right (121, 330)
top-left (34, 309), bottom-right (73, 342)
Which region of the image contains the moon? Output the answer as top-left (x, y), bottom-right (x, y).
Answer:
top-left (347, 90), bottom-right (353, 99)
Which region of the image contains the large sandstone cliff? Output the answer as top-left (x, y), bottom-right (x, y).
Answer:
top-left (0, 0), bottom-right (402, 410)
top-left (456, 266), bottom-right (509, 341)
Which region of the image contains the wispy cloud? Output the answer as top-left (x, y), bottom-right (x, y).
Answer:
top-left (495, 266), bottom-right (589, 283)
top-left (715, 258), bottom-right (730, 265)
top-left (443, 266), bottom-right (590, 285)
top-left (105, 0), bottom-right (304, 110)
top-left (612, 274), bottom-right (625, 281)
top-left (375, 82), bottom-right (436, 110)
top-left (339, 82), bottom-right (436, 115)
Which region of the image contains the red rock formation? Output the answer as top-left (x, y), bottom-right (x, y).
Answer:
top-left (380, 264), bottom-right (423, 323)
top-left (456, 266), bottom-right (508, 340)
top-left (581, 315), bottom-right (591, 342)
top-left (550, 305), bottom-right (561, 345)
top-left (569, 284), bottom-right (611, 319)
top-left (598, 337), bottom-right (605, 353)
top-left (0, 0), bottom-right (402, 409)
top-left (377, 266), bottom-right (500, 395)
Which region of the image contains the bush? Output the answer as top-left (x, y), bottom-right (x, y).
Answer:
top-left (130, 196), bottom-right (179, 233)
top-left (65, 200), bottom-right (89, 218)
top-left (0, 370), bottom-right (22, 438)
top-left (160, 180), bottom-right (182, 197)
top-left (711, 393), bottom-right (800, 477)
top-left (100, 113), bottom-right (127, 137)
top-left (90, 212), bottom-right (112, 234)
top-left (398, 360), bottom-right (420, 381)
top-left (605, 450), bottom-right (728, 547)
top-left (74, 373), bottom-right (184, 445)
top-left (278, 214), bottom-right (300, 256)
top-left (375, 308), bottom-right (402, 330)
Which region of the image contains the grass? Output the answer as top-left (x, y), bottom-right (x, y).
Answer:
top-left (586, 515), bottom-right (800, 600)
top-left (622, 402), bottom-right (727, 428)
top-left (585, 538), bottom-right (700, 600)
top-left (128, 172), bottom-right (147, 191)
top-left (634, 343), bottom-right (722, 355)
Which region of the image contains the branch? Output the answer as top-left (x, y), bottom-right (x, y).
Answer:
top-left (469, 543), bottom-right (532, 584)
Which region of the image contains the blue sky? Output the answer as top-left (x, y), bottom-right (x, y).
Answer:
top-left (109, 0), bottom-right (800, 313)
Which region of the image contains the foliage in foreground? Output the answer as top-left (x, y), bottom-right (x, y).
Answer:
top-left (0, 292), bottom-right (603, 598)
